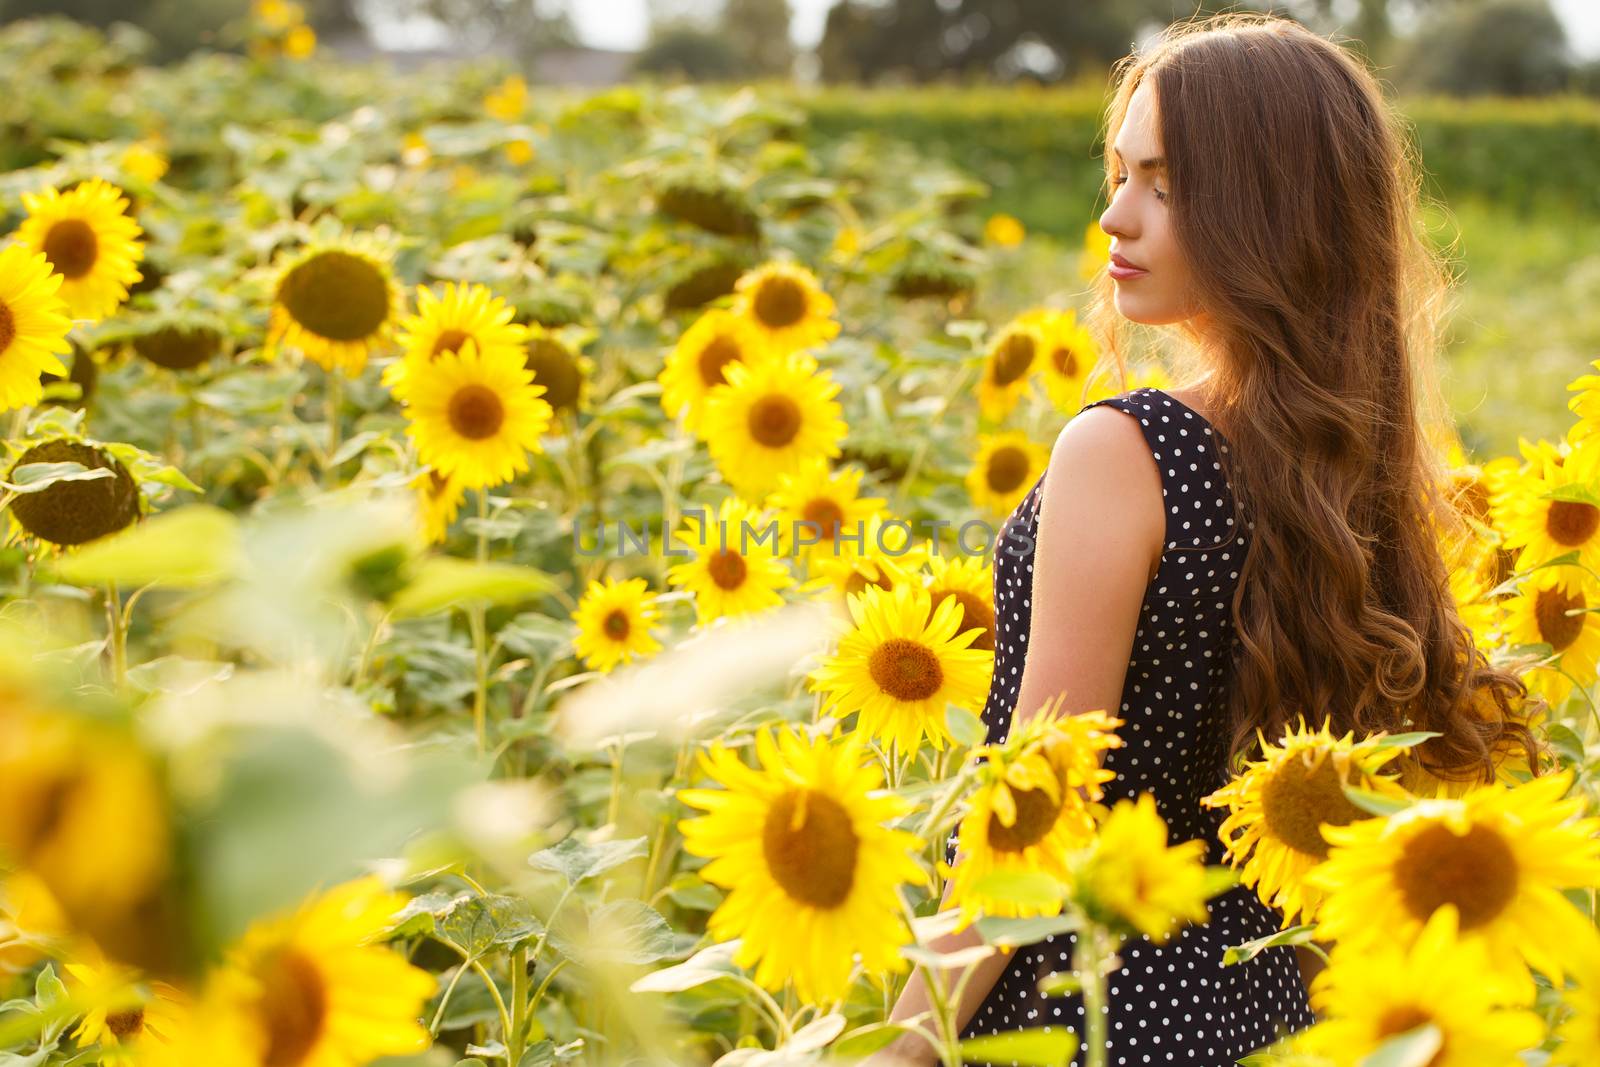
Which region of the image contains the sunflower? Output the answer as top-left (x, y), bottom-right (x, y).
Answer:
top-left (522, 324), bottom-right (592, 415)
top-left (700, 349), bottom-right (848, 500)
top-left (265, 233), bottom-right (404, 376)
top-left (807, 582), bottom-right (992, 755)
top-left (6, 437), bottom-right (141, 547)
top-left (1078, 221), bottom-right (1111, 283)
top-left (977, 318), bottom-right (1044, 421)
top-left (573, 575), bottom-right (664, 672)
top-left (800, 513), bottom-right (935, 602)
top-left (15, 179), bottom-right (144, 323)
top-left (983, 213), bottom-right (1026, 248)
top-left (1296, 905), bottom-right (1545, 1067)
top-left (0, 870), bottom-right (69, 976)
top-left (384, 281), bottom-right (529, 403)
top-left (765, 459), bottom-right (887, 565)
top-left (675, 723), bottom-right (926, 1006)
top-left (1492, 436), bottom-right (1600, 579)
top-left (665, 495), bottom-right (796, 626)
top-left (0, 244), bottom-right (74, 412)
top-left (1024, 308), bottom-right (1100, 414)
top-left (402, 338), bottom-right (554, 490)
top-left (1307, 767), bottom-right (1600, 986)
top-left (1566, 355), bottom-right (1600, 446)
top-left (966, 432), bottom-right (1050, 517)
top-left (63, 954), bottom-right (186, 1067)
top-left (1498, 565), bottom-right (1600, 710)
top-left (1072, 792), bottom-right (1217, 945)
top-left (1552, 940), bottom-right (1600, 1067)
top-left (731, 262), bottom-right (840, 355)
top-left (943, 696), bottom-right (1124, 932)
top-left (1199, 719), bottom-right (1413, 927)
top-left (659, 308), bottom-right (773, 437)
top-left (208, 876), bottom-right (434, 1067)
top-left (923, 553), bottom-right (996, 653)
top-left (410, 467), bottom-right (465, 545)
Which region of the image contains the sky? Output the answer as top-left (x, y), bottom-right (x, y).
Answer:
top-left (565, 0), bottom-right (1600, 58)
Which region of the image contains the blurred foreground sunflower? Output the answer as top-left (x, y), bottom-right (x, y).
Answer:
top-left (1072, 792), bottom-right (1219, 945)
top-left (64, 954), bottom-right (186, 1067)
top-left (676, 723), bottom-right (925, 1005)
top-left (731, 261), bottom-right (839, 355)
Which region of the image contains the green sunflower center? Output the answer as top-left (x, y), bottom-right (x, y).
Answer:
top-left (752, 276), bottom-right (807, 330)
top-left (43, 219), bottom-right (98, 279)
top-left (1393, 822), bottom-right (1519, 931)
top-left (1546, 500), bottom-right (1600, 547)
top-left (1259, 752), bottom-right (1365, 859)
top-left (526, 337), bottom-right (581, 412)
top-left (106, 1007), bottom-right (145, 1040)
top-left (937, 589), bottom-right (995, 652)
top-left (1051, 344), bottom-right (1079, 378)
top-left (986, 446), bottom-right (1031, 494)
top-left (802, 497), bottom-right (845, 539)
top-left (279, 250), bottom-right (390, 342)
top-left (990, 332), bottom-right (1035, 386)
top-left (748, 395), bottom-right (802, 448)
top-left (447, 384), bottom-right (506, 441)
top-left (707, 548), bottom-right (747, 590)
top-left (603, 609), bottom-right (630, 640)
top-left (0, 300), bottom-right (14, 353)
top-left (986, 783), bottom-right (1064, 852)
top-left (259, 949), bottom-right (327, 1067)
top-left (763, 788), bottom-right (858, 908)
top-left (868, 637), bottom-right (943, 702)
top-left (431, 328), bottom-right (472, 357)
top-left (1534, 585), bottom-right (1585, 651)
top-left (697, 334), bottom-right (743, 387)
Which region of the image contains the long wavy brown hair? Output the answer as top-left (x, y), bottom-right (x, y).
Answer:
top-left (1083, 13), bottom-right (1543, 786)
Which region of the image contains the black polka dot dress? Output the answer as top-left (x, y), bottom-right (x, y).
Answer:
top-left (946, 387), bottom-right (1316, 1065)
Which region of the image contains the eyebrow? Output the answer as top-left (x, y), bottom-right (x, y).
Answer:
top-left (1110, 145), bottom-right (1166, 170)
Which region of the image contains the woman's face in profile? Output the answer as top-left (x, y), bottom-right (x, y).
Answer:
top-left (1098, 80), bottom-right (1205, 328)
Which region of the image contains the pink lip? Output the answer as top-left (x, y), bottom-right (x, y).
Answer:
top-left (1109, 251), bottom-right (1148, 279)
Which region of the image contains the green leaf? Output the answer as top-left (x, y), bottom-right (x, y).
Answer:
top-left (1221, 924), bottom-right (1318, 967)
top-left (1358, 1023), bottom-right (1442, 1067)
top-left (437, 894), bottom-right (541, 959)
top-left (389, 558), bottom-right (558, 618)
top-left (631, 940), bottom-right (742, 994)
top-left (958, 1025), bottom-right (1079, 1067)
top-left (945, 704), bottom-right (987, 748)
top-left (47, 505), bottom-right (241, 588)
top-left (0, 461), bottom-right (113, 493)
top-left (974, 911), bottom-right (1082, 947)
top-left (1543, 722), bottom-right (1586, 767)
top-left (581, 898), bottom-right (677, 964)
top-left (971, 868), bottom-right (1067, 909)
top-left (1342, 785), bottom-right (1412, 818)
top-left (530, 835), bottom-right (650, 886)
top-left (1366, 731), bottom-right (1442, 752)
top-left (517, 1040), bottom-right (558, 1067)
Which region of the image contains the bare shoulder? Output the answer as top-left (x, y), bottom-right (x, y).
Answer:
top-left (1036, 404), bottom-right (1167, 574)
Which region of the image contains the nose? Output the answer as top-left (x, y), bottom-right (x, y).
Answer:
top-left (1100, 183), bottom-right (1134, 240)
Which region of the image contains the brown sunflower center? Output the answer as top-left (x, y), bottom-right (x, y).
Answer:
top-left (747, 395), bottom-right (802, 448)
top-left (752, 276), bottom-right (807, 330)
top-left (447, 384), bottom-right (506, 440)
top-left (1547, 500), bottom-right (1600, 547)
top-left (259, 949), bottom-right (327, 1067)
top-left (1393, 822), bottom-right (1519, 931)
top-left (986, 784), bottom-right (1064, 852)
top-left (802, 498), bottom-right (845, 539)
top-left (990, 332), bottom-right (1035, 386)
top-left (986, 446), bottom-right (1031, 494)
top-left (762, 789), bottom-right (859, 908)
top-left (1534, 585), bottom-right (1586, 651)
top-left (696, 334), bottom-right (743, 387)
top-left (868, 637), bottom-right (944, 702)
top-left (1050, 344), bottom-right (1079, 378)
top-left (43, 219), bottom-right (98, 279)
top-left (0, 300), bottom-right (15, 354)
top-left (278, 250), bottom-right (390, 342)
top-left (707, 548), bottom-right (747, 590)
top-left (603, 609), bottom-right (630, 640)
top-left (936, 589), bottom-right (995, 652)
top-left (526, 337), bottom-right (581, 412)
top-left (1259, 753), bottom-right (1365, 859)
top-left (430, 328), bottom-right (471, 357)
top-left (106, 1007), bottom-right (146, 1039)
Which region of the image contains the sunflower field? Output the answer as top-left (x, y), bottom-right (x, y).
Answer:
top-left (6, 8), bottom-right (1600, 1067)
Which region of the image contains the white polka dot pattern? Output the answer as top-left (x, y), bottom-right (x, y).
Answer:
top-left (946, 388), bottom-right (1315, 1065)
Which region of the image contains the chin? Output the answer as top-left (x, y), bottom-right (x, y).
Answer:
top-left (1113, 291), bottom-right (1187, 326)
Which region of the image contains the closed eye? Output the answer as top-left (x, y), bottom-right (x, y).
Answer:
top-left (1111, 174), bottom-right (1167, 202)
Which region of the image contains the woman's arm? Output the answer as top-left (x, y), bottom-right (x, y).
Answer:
top-left (865, 408), bottom-right (1167, 1064)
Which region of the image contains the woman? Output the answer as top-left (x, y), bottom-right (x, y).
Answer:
top-left (873, 12), bottom-right (1539, 1067)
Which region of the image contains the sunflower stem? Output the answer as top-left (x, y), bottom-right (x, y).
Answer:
top-left (324, 369), bottom-right (343, 477)
top-left (1075, 924), bottom-right (1111, 1067)
top-left (894, 364), bottom-right (972, 514)
top-left (508, 942), bottom-right (529, 1062)
top-left (105, 582), bottom-right (128, 690)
